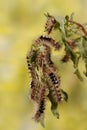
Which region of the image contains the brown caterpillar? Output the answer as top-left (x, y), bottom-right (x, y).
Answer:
top-left (44, 13), bottom-right (57, 34)
top-left (33, 85), bottom-right (46, 126)
top-left (48, 71), bottom-right (62, 102)
top-left (31, 87), bottom-right (40, 103)
top-left (46, 53), bottom-right (53, 66)
top-left (43, 65), bottom-right (62, 103)
top-left (35, 35), bottom-right (61, 50)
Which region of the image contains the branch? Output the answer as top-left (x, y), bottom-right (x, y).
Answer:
top-left (68, 20), bottom-right (87, 36)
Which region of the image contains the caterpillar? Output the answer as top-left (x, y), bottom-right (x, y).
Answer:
top-left (33, 85), bottom-right (46, 126)
top-left (44, 13), bottom-right (57, 34)
top-left (48, 71), bottom-right (62, 102)
top-left (49, 72), bottom-right (59, 85)
top-left (35, 35), bottom-right (61, 50)
top-left (48, 71), bottom-right (68, 102)
top-left (36, 43), bottom-right (56, 70)
top-left (30, 83), bottom-right (40, 103)
top-left (46, 53), bottom-right (53, 66)
top-left (33, 41), bottom-right (62, 103)
top-left (36, 52), bottom-right (44, 68)
top-left (43, 66), bottom-right (62, 103)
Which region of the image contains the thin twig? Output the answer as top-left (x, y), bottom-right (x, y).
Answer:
top-left (68, 20), bottom-right (87, 36)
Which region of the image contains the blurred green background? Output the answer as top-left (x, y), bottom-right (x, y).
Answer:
top-left (0, 0), bottom-right (87, 130)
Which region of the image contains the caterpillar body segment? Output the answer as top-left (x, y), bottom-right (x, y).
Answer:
top-left (35, 35), bottom-right (61, 50)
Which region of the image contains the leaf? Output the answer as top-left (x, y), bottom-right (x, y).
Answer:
top-left (74, 69), bottom-right (83, 81)
top-left (70, 13), bottom-right (75, 20)
top-left (83, 62), bottom-right (87, 76)
top-left (54, 21), bottom-right (60, 30)
top-left (82, 36), bottom-right (87, 76)
top-left (62, 38), bottom-right (83, 81)
top-left (48, 91), bottom-right (59, 119)
top-left (51, 103), bottom-right (59, 119)
top-left (40, 118), bottom-right (45, 128)
top-left (61, 89), bottom-right (68, 102)
top-left (78, 36), bottom-right (87, 77)
top-left (57, 16), bottom-right (66, 35)
top-left (63, 39), bottom-right (79, 68)
top-left (65, 15), bottom-right (69, 21)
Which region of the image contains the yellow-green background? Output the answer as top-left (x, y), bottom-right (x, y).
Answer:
top-left (0, 0), bottom-right (87, 130)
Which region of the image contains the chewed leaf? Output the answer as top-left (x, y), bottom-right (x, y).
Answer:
top-left (74, 69), bottom-right (83, 81)
top-left (77, 36), bottom-right (87, 77)
top-left (83, 63), bottom-right (87, 76)
top-left (54, 21), bottom-right (60, 30)
top-left (70, 13), bottom-right (75, 20)
top-left (48, 91), bottom-right (59, 119)
top-left (51, 103), bottom-right (59, 119)
top-left (65, 15), bottom-right (69, 21)
top-left (82, 36), bottom-right (87, 76)
top-left (64, 40), bottom-right (78, 68)
top-left (57, 16), bottom-right (66, 35)
top-left (61, 89), bottom-right (68, 102)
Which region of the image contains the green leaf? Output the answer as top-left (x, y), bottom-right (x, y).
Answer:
top-left (78, 36), bottom-right (87, 77)
top-left (57, 16), bottom-right (66, 35)
top-left (83, 62), bottom-right (87, 76)
top-left (51, 103), bottom-right (59, 119)
top-left (70, 13), bottom-right (75, 20)
top-left (61, 89), bottom-right (68, 102)
top-left (48, 91), bottom-right (59, 119)
top-left (65, 15), bottom-right (69, 21)
top-left (74, 69), bottom-right (83, 81)
top-left (40, 119), bottom-right (45, 128)
top-left (82, 36), bottom-right (87, 76)
top-left (63, 40), bottom-right (79, 68)
top-left (54, 21), bottom-right (60, 30)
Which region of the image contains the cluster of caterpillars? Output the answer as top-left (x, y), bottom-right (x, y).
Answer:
top-left (26, 13), bottom-right (68, 127)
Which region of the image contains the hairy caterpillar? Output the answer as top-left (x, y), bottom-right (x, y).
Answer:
top-left (44, 13), bottom-right (57, 34)
top-left (33, 85), bottom-right (47, 127)
top-left (43, 68), bottom-right (62, 102)
top-left (30, 80), bottom-right (40, 103)
top-left (35, 35), bottom-right (61, 50)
